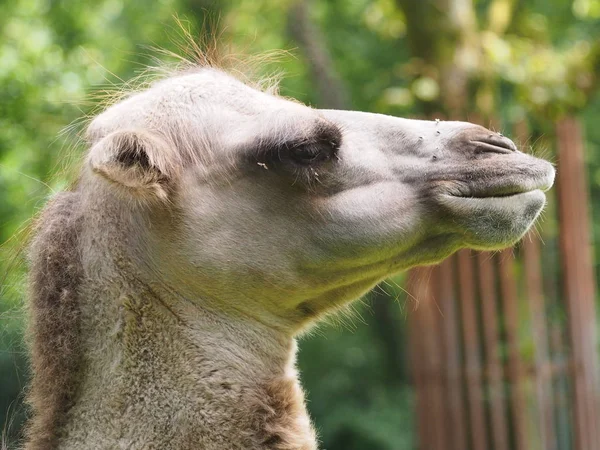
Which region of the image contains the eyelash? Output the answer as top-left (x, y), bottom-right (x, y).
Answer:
top-left (285, 142), bottom-right (335, 165)
top-left (261, 138), bottom-right (340, 169)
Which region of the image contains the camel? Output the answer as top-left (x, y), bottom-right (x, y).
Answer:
top-left (25, 54), bottom-right (555, 450)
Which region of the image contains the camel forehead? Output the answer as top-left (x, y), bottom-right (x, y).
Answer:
top-left (87, 68), bottom-right (287, 142)
top-left (154, 68), bottom-right (281, 110)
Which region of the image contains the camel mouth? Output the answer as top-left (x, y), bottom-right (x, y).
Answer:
top-left (435, 162), bottom-right (554, 249)
top-left (466, 190), bottom-right (535, 199)
top-left (445, 189), bottom-right (545, 206)
top-left (451, 186), bottom-right (545, 200)
top-left (447, 167), bottom-right (555, 201)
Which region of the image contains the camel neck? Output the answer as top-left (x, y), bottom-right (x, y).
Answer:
top-left (55, 276), bottom-right (317, 450)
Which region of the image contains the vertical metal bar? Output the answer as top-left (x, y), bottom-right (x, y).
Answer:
top-left (457, 249), bottom-right (489, 450)
top-left (498, 249), bottom-right (527, 450)
top-left (477, 251), bottom-right (509, 450)
top-left (556, 117), bottom-right (600, 450)
top-left (438, 257), bottom-right (468, 450)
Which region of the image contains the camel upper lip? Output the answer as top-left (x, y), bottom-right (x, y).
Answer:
top-left (449, 170), bottom-right (555, 199)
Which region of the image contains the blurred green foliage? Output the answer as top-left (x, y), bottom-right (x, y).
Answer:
top-left (1, 0), bottom-right (599, 449)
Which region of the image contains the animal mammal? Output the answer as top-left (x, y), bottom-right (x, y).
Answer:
top-left (25, 53), bottom-right (554, 450)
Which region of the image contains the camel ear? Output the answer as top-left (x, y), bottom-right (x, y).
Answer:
top-left (88, 129), bottom-right (181, 202)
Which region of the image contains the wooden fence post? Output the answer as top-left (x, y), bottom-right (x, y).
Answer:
top-left (408, 266), bottom-right (448, 450)
top-left (556, 116), bottom-right (600, 450)
top-left (516, 120), bottom-right (556, 450)
top-left (438, 257), bottom-right (468, 450)
top-left (457, 250), bottom-right (489, 450)
top-left (498, 249), bottom-right (528, 450)
top-left (477, 251), bottom-right (509, 450)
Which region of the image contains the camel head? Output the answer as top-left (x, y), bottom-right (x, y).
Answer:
top-left (85, 68), bottom-right (554, 328)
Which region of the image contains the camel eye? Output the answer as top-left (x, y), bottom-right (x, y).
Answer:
top-left (254, 122), bottom-right (342, 170)
top-left (289, 143), bottom-right (332, 165)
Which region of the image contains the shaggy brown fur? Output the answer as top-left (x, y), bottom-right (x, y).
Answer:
top-left (25, 191), bottom-right (83, 450)
top-left (251, 377), bottom-right (316, 449)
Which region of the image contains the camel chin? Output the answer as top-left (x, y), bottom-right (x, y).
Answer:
top-left (439, 171), bottom-right (553, 250)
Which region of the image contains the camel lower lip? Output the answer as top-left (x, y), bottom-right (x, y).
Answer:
top-left (446, 189), bottom-right (544, 202)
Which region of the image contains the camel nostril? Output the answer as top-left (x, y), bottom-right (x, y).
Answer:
top-left (471, 134), bottom-right (518, 154)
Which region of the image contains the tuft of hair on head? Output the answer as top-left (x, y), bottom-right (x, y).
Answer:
top-left (82, 14), bottom-right (292, 125)
top-left (157, 15), bottom-right (291, 93)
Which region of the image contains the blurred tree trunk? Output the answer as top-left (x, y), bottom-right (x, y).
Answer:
top-left (395, 0), bottom-right (478, 115)
top-left (287, 0), bottom-right (350, 109)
